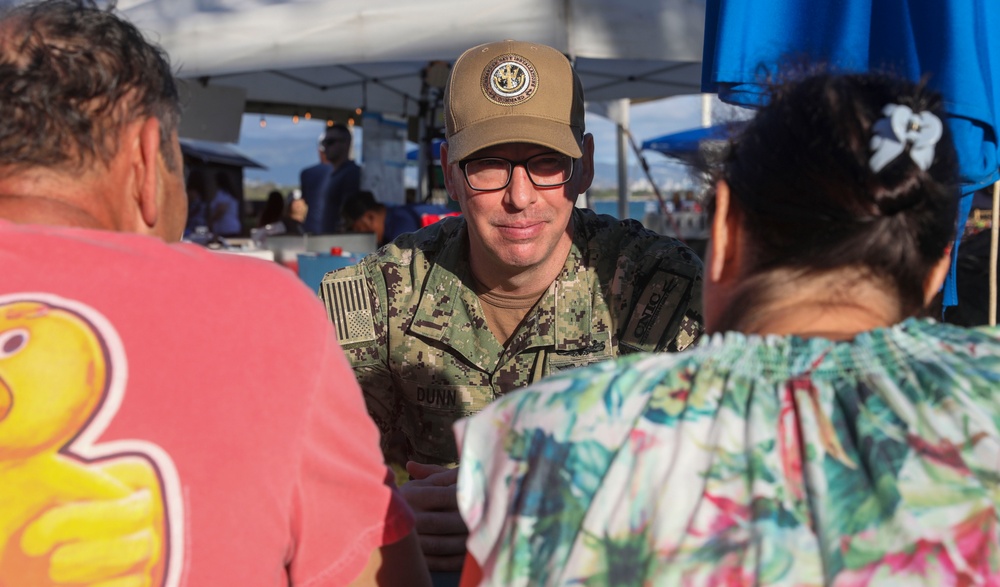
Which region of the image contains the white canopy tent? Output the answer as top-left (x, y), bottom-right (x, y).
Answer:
top-left (119, 0), bottom-right (705, 119)
top-left (114, 0), bottom-right (707, 202)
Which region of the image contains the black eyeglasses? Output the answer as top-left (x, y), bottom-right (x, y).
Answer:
top-left (458, 153), bottom-right (576, 191)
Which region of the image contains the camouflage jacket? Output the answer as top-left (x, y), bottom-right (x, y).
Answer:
top-left (320, 208), bottom-right (704, 465)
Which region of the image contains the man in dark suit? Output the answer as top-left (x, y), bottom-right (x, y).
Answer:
top-left (298, 133), bottom-right (330, 235)
top-left (316, 123), bottom-right (361, 233)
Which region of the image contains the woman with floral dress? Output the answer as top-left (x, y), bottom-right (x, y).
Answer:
top-left (454, 71), bottom-right (1000, 586)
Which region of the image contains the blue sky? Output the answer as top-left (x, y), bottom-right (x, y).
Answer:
top-left (236, 94), bottom-right (730, 189)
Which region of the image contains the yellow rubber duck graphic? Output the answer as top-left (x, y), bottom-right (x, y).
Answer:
top-left (0, 299), bottom-right (175, 587)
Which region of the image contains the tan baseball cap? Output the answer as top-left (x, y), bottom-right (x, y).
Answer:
top-left (443, 40), bottom-right (585, 162)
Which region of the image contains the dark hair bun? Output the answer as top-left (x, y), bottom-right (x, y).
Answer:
top-left (715, 69), bottom-right (960, 315)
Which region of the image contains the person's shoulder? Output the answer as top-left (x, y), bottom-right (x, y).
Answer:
top-left (470, 350), bottom-right (700, 441)
top-left (571, 207), bottom-right (704, 300)
top-left (333, 217), bottom-right (465, 315)
top-left (576, 208), bottom-right (701, 261)
top-left (461, 341), bottom-right (727, 451)
top-left (906, 319), bottom-right (1000, 361)
top-left (968, 323), bottom-right (1000, 343)
top-left (164, 234), bottom-right (317, 303)
top-left (300, 163), bottom-right (330, 185)
top-left (169, 241), bottom-right (324, 311)
top-left (324, 215), bottom-right (463, 287)
top-left (322, 216), bottom-right (461, 288)
top-left (376, 214), bottom-right (464, 264)
top-left (4, 222), bottom-right (327, 324)
top-left (385, 203), bottom-right (417, 223)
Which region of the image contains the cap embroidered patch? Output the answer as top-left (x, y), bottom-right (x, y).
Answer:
top-left (481, 53), bottom-right (538, 106)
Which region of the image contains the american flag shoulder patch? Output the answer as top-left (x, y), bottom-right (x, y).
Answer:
top-left (322, 275), bottom-right (376, 345)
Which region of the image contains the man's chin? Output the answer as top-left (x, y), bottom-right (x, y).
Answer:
top-left (495, 249), bottom-right (547, 271)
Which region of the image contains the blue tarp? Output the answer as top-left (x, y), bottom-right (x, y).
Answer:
top-left (406, 139), bottom-right (443, 162)
top-left (701, 0), bottom-right (1000, 306)
top-left (641, 124), bottom-right (743, 166)
top-left (643, 126), bottom-right (725, 157)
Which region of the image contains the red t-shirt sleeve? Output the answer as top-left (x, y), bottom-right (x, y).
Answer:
top-left (288, 328), bottom-right (414, 585)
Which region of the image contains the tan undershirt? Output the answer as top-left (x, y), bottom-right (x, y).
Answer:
top-left (473, 277), bottom-right (548, 346)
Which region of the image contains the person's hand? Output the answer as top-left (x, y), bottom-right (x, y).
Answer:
top-left (401, 461), bottom-right (468, 572)
top-left (19, 488), bottom-right (162, 585)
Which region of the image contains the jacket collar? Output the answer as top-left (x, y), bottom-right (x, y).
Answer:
top-left (408, 211), bottom-right (602, 371)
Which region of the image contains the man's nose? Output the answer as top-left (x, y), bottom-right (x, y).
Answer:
top-left (504, 164), bottom-right (536, 210)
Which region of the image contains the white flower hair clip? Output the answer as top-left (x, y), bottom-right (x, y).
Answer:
top-left (869, 104), bottom-right (943, 173)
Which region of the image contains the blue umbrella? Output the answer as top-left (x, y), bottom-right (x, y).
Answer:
top-left (406, 138), bottom-right (443, 162)
top-left (701, 0), bottom-right (1000, 307)
top-left (642, 125), bottom-right (728, 163)
top-left (642, 122), bottom-right (748, 167)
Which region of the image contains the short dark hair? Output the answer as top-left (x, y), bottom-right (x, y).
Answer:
top-left (341, 190), bottom-right (383, 227)
top-left (710, 70), bottom-right (960, 318)
top-left (185, 167), bottom-right (216, 202)
top-left (323, 123), bottom-right (352, 145)
top-left (0, 0), bottom-right (181, 175)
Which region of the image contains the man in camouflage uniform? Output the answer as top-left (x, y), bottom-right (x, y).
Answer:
top-left (320, 39), bottom-right (704, 573)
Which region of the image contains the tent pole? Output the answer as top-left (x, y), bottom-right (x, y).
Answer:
top-left (990, 180), bottom-right (999, 326)
top-left (623, 127), bottom-right (683, 241)
top-left (616, 122), bottom-right (628, 220)
top-left (610, 99), bottom-right (630, 220)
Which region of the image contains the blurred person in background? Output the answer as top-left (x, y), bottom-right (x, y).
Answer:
top-left (341, 190), bottom-right (459, 247)
top-left (299, 132), bottom-right (330, 235)
top-left (257, 188), bottom-right (307, 235)
top-left (211, 170), bottom-right (242, 236)
top-left (308, 123), bottom-right (361, 234)
top-left (257, 189), bottom-right (287, 228)
top-left (285, 188), bottom-right (309, 235)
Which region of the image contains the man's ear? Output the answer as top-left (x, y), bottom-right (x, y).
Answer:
top-left (440, 142), bottom-right (459, 203)
top-left (576, 133), bottom-right (595, 193)
top-left (135, 116), bottom-right (163, 229)
top-left (709, 180), bottom-right (742, 284)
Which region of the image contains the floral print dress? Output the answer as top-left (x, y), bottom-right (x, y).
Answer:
top-left (454, 319), bottom-right (1000, 586)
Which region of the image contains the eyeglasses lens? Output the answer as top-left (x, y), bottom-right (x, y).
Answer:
top-left (464, 154), bottom-right (573, 190)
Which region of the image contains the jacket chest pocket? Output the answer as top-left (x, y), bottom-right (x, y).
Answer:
top-left (397, 382), bottom-right (495, 464)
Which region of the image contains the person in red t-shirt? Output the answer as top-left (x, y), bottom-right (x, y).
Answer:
top-left (0, 2), bottom-right (430, 586)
